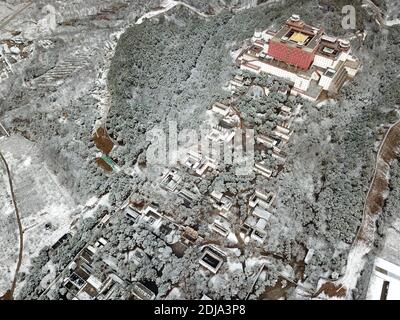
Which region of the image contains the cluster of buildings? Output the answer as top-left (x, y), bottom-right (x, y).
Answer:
top-left (159, 168), bottom-right (200, 206)
top-left (48, 202), bottom-right (182, 300)
top-left (125, 201), bottom-right (204, 260)
top-left (238, 15), bottom-right (361, 101)
top-left (124, 200), bottom-right (230, 281)
top-left (155, 65), bottom-right (303, 250)
top-left (254, 102), bottom-right (299, 179)
top-left (49, 235), bottom-right (156, 300)
top-left (49, 200), bottom-right (160, 300)
top-left (240, 189), bottom-right (276, 242)
top-left (158, 165), bottom-right (237, 246)
top-left (125, 203), bottom-right (166, 231)
top-left (225, 58), bottom-right (307, 246)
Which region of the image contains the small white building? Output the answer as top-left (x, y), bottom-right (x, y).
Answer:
top-left (183, 151), bottom-right (218, 176)
top-left (125, 205), bottom-right (141, 221)
top-left (254, 161), bottom-right (273, 178)
top-left (249, 190), bottom-right (275, 209)
top-left (272, 125), bottom-right (293, 142)
top-left (366, 257), bottom-right (400, 300)
top-left (210, 191), bottom-right (233, 212)
top-left (207, 126), bottom-right (235, 144)
top-left (142, 206), bottom-right (163, 229)
top-left (199, 248), bottom-right (224, 274)
top-left (160, 169), bottom-right (182, 192)
top-left (304, 249), bottom-right (315, 264)
top-left (211, 102), bottom-right (231, 117)
top-left (229, 75), bottom-right (246, 92)
top-left (252, 206), bottom-right (272, 221)
top-left (256, 134), bottom-right (278, 148)
top-left (211, 218), bottom-right (230, 237)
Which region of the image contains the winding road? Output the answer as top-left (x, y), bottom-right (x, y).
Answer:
top-left (0, 149), bottom-right (24, 300)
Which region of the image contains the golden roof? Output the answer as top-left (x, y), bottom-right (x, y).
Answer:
top-left (289, 32), bottom-right (309, 43)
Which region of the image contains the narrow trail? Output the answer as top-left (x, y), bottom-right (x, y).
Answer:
top-left (136, 0), bottom-right (210, 25)
top-left (0, 150), bottom-right (24, 300)
top-left (0, 1), bottom-right (32, 30)
top-left (0, 122), bottom-right (10, 137)
top-left (314, 119), bottom-right (400, 299)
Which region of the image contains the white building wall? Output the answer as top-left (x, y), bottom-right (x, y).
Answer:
top-left (241, 63), bottom-right (261, 74)
top-left (338, 51), bottom-right (350, 62)
top-left (291, 88), bottom-right (318, 102)
top-left (319, 74), bottom-right (333, 90)
top-left (261, 31), bottom-right (274, 42)
top-left (345, 66), bottom-right (358, 77)
top-left (313, 54), bottom-right (333, 69)
top-left (294, 76), bottom-right (311, 91)
top-left (331, 51), bottom-right (349, 69)
top-left (257, 61), bottom-right (299, 83)
top-left (260, 44), bottom-right (269, 55)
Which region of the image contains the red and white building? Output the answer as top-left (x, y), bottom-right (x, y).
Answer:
top-left (238, 15), bottom-right (361, 101)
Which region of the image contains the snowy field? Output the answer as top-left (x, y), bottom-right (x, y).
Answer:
top-left (0, 134), bottom-right (113, 296)
top-left (0, 2), bottom-right (26, 21)
top-left (0, 135), bottom-right (77, 296)
top-left (0, 148), bottom-right (19, 296)
top-left (384, 0), bottom-right (400, 26)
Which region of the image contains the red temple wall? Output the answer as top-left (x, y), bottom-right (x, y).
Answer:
top-left (267, 41), bottom-right (315, 70)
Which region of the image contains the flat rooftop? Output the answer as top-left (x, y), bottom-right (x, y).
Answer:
top-left (289, 31), bottom-right (309, 43)
top-left (272, 17), bottom-right (323, 52)
top-left (317, 37), bottom-right (350, 59)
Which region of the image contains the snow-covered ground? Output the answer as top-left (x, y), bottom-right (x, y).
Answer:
top-left (379, 216), bottom-right (400, 266)
top-left (0, 135), bottom-right (76, 295)
top-left (384, 0), bottom-right (400, 26)
top-left (0, 135), bottom-right (111, 296)
top-left (0, 3), bottom-right (16, 21)
top-left (0, 158), bottom-right (19, 295)
top-left (92, 28), bottom-right (124, 133)
top-left (227, 259), bottom-right (243, 273)
top-left (136, 0), bottom-right (208, 25)
top-left (334, 242), bottom-right (370, 297)
top-left (385, 18), bottom-right (400, 26)
top-left (165, 287), bottom-right (182, 299)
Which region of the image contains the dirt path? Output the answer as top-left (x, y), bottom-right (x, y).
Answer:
top-left (0, 150), bottom-right (23, 300)
top-left (314, 119), bottom-right (400, 299)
